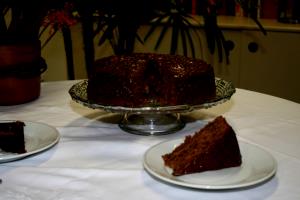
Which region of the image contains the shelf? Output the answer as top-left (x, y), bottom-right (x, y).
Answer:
top-left (191, 16), bottom-right (300, 33)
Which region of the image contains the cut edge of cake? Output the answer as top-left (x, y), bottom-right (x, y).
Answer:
top-left (162, 116), bottom-right (242, 176)
top-left (0, 121), bottom-right (26, 154)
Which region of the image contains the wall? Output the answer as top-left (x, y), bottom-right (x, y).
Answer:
top-left (41, 24), bottom-right (87, 81)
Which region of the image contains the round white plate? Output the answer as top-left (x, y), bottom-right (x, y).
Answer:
top-left (143, 139), bottom-right (277, 190)
top-left (0, 121), bottom-right (60, 163)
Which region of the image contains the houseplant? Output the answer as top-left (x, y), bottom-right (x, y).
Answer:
top-left (0, 0), bottom-right (264, 105)
top-left (0, 0), bottom-right (76, 105)
top-left (76, 0), bottom-right (265, 75)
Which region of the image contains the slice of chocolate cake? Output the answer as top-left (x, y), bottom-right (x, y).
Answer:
top-left (0, 121), bottom-right (26, 154)
top-left (162, 116), bottom-right (242, 176)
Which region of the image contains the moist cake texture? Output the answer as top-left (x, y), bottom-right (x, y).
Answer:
top-left (0, 121), bottom-right (26, 154)
top-left (162, 116), bottom-right (242, 176)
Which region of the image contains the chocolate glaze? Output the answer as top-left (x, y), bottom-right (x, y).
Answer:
top-left (88, 53), bottom-right (216, 107)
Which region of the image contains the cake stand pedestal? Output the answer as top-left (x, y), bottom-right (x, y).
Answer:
top-left (119, 113), bottom-right (184, 135)
top-left (69, 78), bottom-right (235, 136)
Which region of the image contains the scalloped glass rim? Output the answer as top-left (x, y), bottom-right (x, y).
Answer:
top-left (68, 78), bottom-right (235, 113)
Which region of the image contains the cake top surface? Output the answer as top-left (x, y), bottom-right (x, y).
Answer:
top-left (93, 53), bottom-right (212, 78)
top-left (192, 116), bottom-right (232, 141)
top-left (0, 121), bottom-right (25, 131)
top-left (171, 116), bottom-right (235, 153)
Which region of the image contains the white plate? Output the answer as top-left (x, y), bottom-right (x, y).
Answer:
top-left (143, 139), bottom-right (277, 190)
top-left (0, 121), bottom-right (60, 163)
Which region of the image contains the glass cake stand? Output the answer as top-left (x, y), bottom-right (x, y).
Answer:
top-left (68, 78), bottom-right (235, 136)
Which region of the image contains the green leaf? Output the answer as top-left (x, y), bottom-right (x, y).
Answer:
top-left (144, 14), bottom-right (169, 42)
top-left (170, 17), bottom-right (179, 55)
top-left (154, 16), bottom-right (172, 51)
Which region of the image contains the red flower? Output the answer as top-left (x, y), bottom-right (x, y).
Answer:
top-left (43, 2), bottom-right (78, 33)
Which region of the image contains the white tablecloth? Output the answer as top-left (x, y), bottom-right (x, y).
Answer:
top-left (1, 80), bottom-right (300, 200)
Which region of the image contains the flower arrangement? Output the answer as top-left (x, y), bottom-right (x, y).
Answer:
top-left (0, 0), bottom-right (78, 105)
top-left (41, 2), bottom-right (79, 48)
top-left (0, 1), bottom-right (76, 43)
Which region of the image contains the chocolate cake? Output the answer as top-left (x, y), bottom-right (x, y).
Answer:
top-left (87, 53), bottom-right (216, 107)
top-left (162, 116), bottom-right (242, 176)
top-left (0, 121), bottom-right (26, 154)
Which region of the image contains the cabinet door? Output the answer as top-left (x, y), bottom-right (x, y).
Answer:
top-left (205, 30), bottom-right (241, 88)
top-left (240, 30), bottom-right (300, 103)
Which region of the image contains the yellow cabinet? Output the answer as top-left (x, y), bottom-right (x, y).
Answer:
top-left (207, 27), bottom-right (300, 103)
top-left (239, 30), bottom-right (300, 103)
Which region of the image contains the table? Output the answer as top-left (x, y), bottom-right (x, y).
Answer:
top-left (1, 80), bottom-right (300, 200)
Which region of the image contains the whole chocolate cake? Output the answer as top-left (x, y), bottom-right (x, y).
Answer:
top-left (0, 121), bottom-right (26, 154)
top-left (87, 53), bottom-right (216, 107)
top-left (162, 116), bottom-right (242, 176)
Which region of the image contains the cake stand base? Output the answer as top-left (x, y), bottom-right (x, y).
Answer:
top-left (119, 113), bottom-right (185, 136)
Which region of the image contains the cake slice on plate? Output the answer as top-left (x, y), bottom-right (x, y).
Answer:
top-left (162, 116), bottom-right (242, 176)
top-left (0, 121), bottom-right (26, 154)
